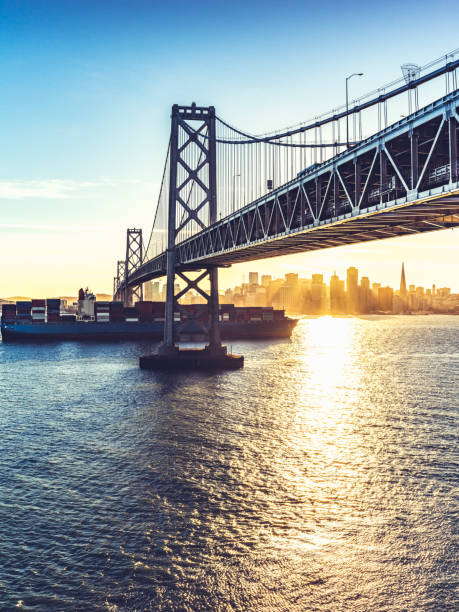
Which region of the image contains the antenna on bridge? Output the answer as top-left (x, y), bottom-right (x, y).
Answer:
top-left (401, 63), bottom-right (421, 113)
top-left (401, 63), bottom-right (421, 83)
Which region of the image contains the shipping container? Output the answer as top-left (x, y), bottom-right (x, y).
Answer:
top-left (2, 304), bottom-right (16, 314)
top-left (151, 301), bottom-right (165, 313)
top-left (1, 306), bottom-right (17, 322)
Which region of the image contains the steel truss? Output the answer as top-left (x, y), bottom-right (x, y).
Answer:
top-left (124, 228), bottom-right (143, 306)
top-left (172, 268), bottom-right (220, 340)
top-left (113, 260), bottom-right (126, 300)
top-left (162, 104), bottom-right (221, 351)
top-left (126, 91), bottom-right (459, 286)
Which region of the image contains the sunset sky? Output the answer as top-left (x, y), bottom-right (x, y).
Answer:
top-left (0, 0), bottom-right (458, 297)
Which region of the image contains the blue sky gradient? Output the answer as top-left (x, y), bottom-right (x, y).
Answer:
top-left (0, 0), bottom-right (458, 295)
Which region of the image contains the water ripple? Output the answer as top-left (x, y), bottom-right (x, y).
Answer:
top-left (0, 315), bottom-right (457, 610)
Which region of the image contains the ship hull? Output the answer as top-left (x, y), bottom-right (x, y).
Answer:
top-left (1, 319), bottom-right (297, 342)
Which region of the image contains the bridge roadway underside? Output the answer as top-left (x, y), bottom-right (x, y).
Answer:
top-left (130, 189), bottom-right (459, 285)
top-left (193, 191), bottom-right (459, 264)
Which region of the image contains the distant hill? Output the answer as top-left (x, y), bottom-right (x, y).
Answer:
top-left (1, 293), bottom-right (113, 303)
top-left (95, 294), bottom-right (112, 302)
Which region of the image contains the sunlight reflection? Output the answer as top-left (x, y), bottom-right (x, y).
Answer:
top-left (298, 316), bottom-right (357, 392)
top-left (273, 317), bottom-right (367, 552)
top-left (296, 317), bottom-right (363, 457)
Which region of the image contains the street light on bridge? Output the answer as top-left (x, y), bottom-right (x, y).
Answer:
top-left (346, 72), bottom-right (364, 149)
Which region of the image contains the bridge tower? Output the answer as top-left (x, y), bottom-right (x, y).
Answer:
top-left (125, 228), bottom-right (143, 306)
top-left (161, 103), bottom-right (222, 355)
top-left (115, 260), bottom-right (126, 302)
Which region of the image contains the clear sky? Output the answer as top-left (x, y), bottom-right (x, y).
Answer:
top-left (0, 0), bottom-right (458, 297)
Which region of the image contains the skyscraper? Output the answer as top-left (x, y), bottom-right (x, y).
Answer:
top-left (330, 272), bottom-right (345, 314)
top-left (397, 262), bottom-right (409, 312)
top-left (285, 273), bottom-right (299, 286)
top-left (152, 282), bottom-right (161, 301)
top-left (360, 276), bottom-right (371, 312)
top-left (346, 266), bottom-right (359, 313)
top-left (400, 262), bottom-right (407, 297)
top-left (144, 281), bottom-right (153, 301)
top-left (311, 274), bottom-right (324, 314)
top-left (261, 275), bottom-right (272, 287)
top-left (378, 286), bottom-right (394, 312)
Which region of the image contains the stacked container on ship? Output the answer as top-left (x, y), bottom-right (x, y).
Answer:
top-left (1, 304), bottom-right (16, 324)
top-left (47, 299), bottom-right (61, 322)
top-left (95, 301), bottom-right (110, 323)
top-left (31, 299), bottom-right (45, 323)
top-left (1, 290), bottom-right (298, 341)
top-left (109, 302), bottom-right (125, 322)
top-left (124, 307), bottom-right (139, 323)
top-left (16, 301), bottom-right (32, 323)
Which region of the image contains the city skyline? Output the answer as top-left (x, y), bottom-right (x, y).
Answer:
top-left (0, 1), bottom-right (458, 296)
top-left (2, 258), bottom-right (458, 302)
top-left (143, 262), bottom-right (458, 315)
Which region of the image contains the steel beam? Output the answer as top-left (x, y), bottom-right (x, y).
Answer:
top-left (125, 229), bottom-right (143, 306)
top-left (163, 107), bottom-right (179, 350)
top-left (449, 115), bottom-right (458, 183)
top-left (122, 92), bottom-right (459, 288)
top-left (160, 104), bottom-right (220, 352)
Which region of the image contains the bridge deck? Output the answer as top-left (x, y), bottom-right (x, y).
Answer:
top-left (125, 91), bottom-right (459, 287)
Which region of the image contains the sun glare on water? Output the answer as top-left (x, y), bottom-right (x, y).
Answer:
top-left (272, 317), bottom-right (370, 552)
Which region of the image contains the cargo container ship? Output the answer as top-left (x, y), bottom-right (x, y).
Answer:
top-left (1, 291), bottom-right (297, 342)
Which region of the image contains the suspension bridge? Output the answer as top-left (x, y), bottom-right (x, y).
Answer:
top-left (113, 50), bottom-right (459, 361)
